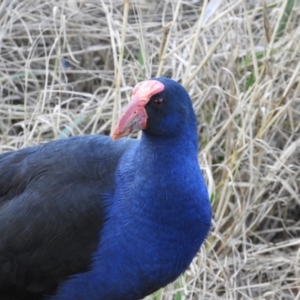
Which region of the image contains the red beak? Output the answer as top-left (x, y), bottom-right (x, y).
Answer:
top-left (112, 80), bottom-right (164, 140)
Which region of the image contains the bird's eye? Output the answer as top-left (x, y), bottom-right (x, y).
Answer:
top-left (153, 98), bottom-right (163, 106)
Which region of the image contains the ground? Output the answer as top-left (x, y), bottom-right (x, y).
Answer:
top-left (0, 0), bottom-right (299, 299)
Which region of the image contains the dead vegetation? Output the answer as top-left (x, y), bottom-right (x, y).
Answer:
top-left (0, 0), bottom-right (300, 299)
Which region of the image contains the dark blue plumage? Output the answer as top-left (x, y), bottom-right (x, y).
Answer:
top-left (0, 78), bottom-right (211, 300)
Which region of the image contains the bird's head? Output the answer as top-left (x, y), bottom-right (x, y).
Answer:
top-left (113, 77), bottom-right (196, 140)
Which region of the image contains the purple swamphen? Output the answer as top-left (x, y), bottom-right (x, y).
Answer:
top-left (0, 78), bottom-right (212, 300)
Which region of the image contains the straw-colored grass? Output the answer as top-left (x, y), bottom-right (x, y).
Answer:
top-left (1, 0), bottom-right (300, 299)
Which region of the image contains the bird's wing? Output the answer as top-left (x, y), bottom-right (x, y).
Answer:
top-left (0, 135), bottom-right (135, 296)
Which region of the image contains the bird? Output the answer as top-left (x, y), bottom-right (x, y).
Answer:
top-left (0, 77), bottom-right (212, 300)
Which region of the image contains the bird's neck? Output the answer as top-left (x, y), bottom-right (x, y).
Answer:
top-left (115, 127), bottom-right (207, 227)
top-left (138, 120), bottom-right (199, 163)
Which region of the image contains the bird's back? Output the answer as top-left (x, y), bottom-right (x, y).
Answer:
top-left (0, 135), bottom-right (135, 299)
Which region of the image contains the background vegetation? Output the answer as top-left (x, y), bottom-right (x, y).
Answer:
top-left (0, 0), bottom-right (299, 299)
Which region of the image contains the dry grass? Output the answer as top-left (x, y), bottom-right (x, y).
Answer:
top-left (1, 0), bottom-right (300, 299)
